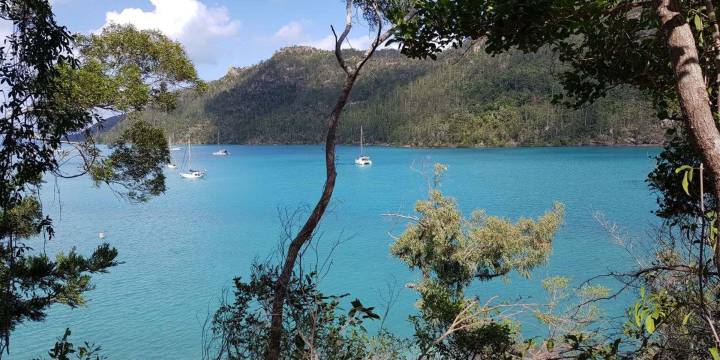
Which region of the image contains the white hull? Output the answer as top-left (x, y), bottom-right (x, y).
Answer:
top-left (355, 157), bottom-right (372, 166)
top-left (170, 147), bottom-right (182, 151)
top-left (167, 163), bottom-right (177, 169)
top-left (180, 171), bottom-right (205, 179)
top-left (212, 150), bottom-right (229, 156)
top-left (356, 126), bottom-right (372, 166)
top-left (180, 143), bottom-right (206, 178)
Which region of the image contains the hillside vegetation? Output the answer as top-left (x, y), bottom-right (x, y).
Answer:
top-left (102, 45), bottom-right (663, 146)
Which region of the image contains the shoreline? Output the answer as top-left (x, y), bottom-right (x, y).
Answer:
top-left (165, 142), bottom-right (663, 149)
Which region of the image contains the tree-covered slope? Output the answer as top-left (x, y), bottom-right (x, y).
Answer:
top-left (103, 45), bottom-right (663, 146)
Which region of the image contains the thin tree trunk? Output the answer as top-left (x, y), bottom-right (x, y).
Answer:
top-left (263, 2), bottom-right (410, 358)
top-left (265, 73), bottom-right (356, 360)
top-left (656, 0), bottom-right (720, 270)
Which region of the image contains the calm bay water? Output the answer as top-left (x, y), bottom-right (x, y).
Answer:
top-left (13, 145), bottom-right (660, 359)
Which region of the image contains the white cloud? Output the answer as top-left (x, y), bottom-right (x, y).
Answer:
top-left (101, 0), bottom-right (240, 64)
top-left (272, 21), bottom-right (376, 51)
top-left (304, 34), bottom-right (372, 51)
top-left (273, 21), bottom-right (304, 41)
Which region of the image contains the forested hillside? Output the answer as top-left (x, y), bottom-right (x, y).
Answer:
top-left (102, 45), bottom-right (663, 146)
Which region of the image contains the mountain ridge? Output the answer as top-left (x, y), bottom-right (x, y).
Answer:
top-left (99, 45), bottom-right (664, 147)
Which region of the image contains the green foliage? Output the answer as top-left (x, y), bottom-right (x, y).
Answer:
top-left (91, 119), bottom-right (170, 202)
top-left (208, 262), bottom-right (407, 359)
top-left (390, 164), bottom-right (564, 358)
top-left (34, 328), bottom-right (105, 360)
top-left (391, 174), bottom-right (564, 286)
top-left (387, 0), bottom-right (685, 117)
top-left (628, 288), bottom-right (669, 336)
top-left (711, 347), bottom-right (720, 360)
top-left (0, 218), bottom-right (118, 354)
top-left (0, 3), bottom-right (200, 356)
top-left (0, 0), bottom-right (91, 204)
top-left (623, 235), bottom-right (720, 359)
top-left (536, 276), bottom-right (610, 334)
top-left (72, 23), bottom-right (203, 112)
top-left (529, 276), bottom-right (621, 358)
top-left (675, 165), bottom-right (694, 196)
top-left (613, 190), bottom-right (720, 360)
top-left (0, 1), bottom-right (104, 354)
top-left (648, 128), bottom-right (713, 224)
top-left (0, 197), bottom-right (45, 239)
top-left (0, 197), bottom-right (119, 330)
top-left (621, 288), bottom-right (696, 358)
top-left (101, 46), bottom-right (661, 146)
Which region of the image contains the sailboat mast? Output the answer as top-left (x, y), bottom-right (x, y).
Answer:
top-left (188, 140), bottom-right (192, 167)
top-left (360, 125), bottom-right (364, 155)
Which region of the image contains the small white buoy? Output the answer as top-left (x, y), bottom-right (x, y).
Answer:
top-left (98, 232), bottom-right (105, 240)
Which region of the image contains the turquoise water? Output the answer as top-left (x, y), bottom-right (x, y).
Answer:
top-left (12, 146), bottom-right (659, 359)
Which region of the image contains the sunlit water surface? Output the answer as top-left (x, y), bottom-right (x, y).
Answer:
top-left (12, 145), bottom-right (660, 358)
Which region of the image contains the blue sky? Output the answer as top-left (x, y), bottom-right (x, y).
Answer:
top-left (52, 0), bottom-right (376, 80)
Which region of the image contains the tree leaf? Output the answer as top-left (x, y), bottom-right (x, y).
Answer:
top-left (634, 302), bottom-right (642, 327)
top-left (675, 165), bottom-right (693, 174)
top-left (710, 347), bottom-right (720, 360)
top-left (695, 14), bottom-right (704, 32)
top-left (646, 316), bottom-right (655, 334)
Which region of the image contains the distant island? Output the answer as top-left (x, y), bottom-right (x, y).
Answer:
top-left (98, 45), bottom-right (664, 147)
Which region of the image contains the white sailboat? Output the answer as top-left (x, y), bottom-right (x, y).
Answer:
top-left (212, 129), bottom-right (230, 156)
top-left (180, 142), bottom-right (206, 179)
top-left (354, 126), bottom-right (372, 166)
